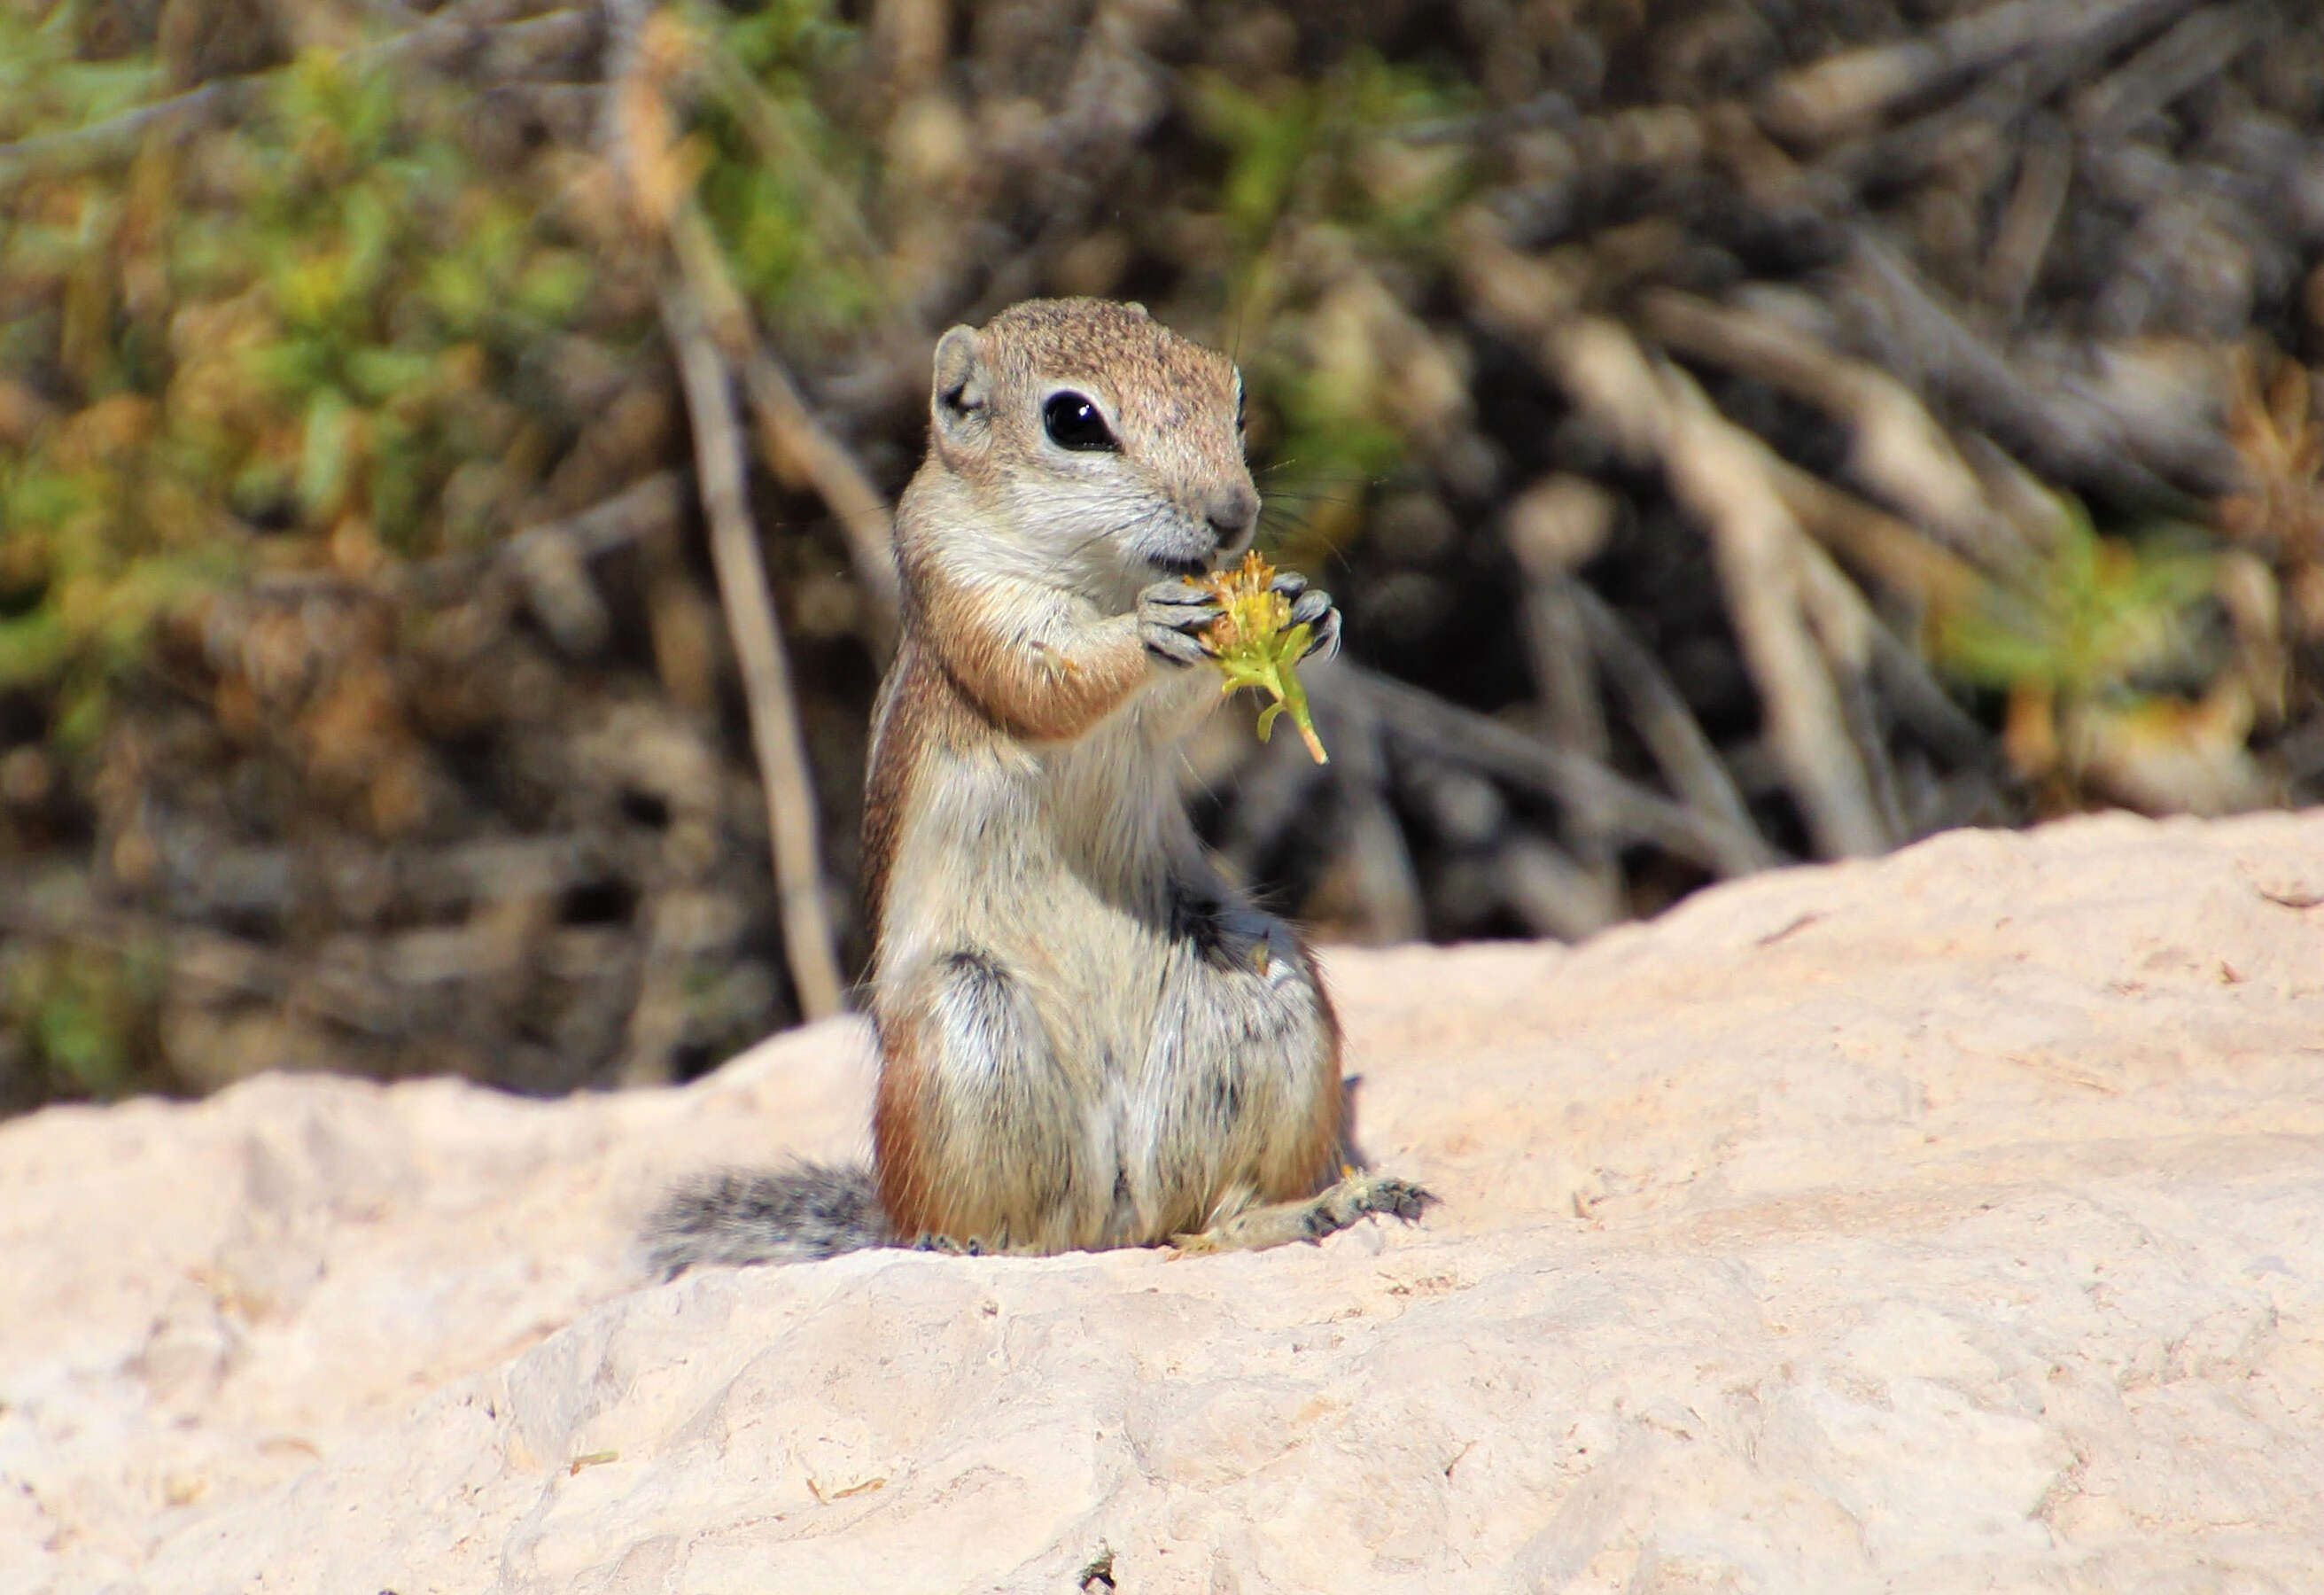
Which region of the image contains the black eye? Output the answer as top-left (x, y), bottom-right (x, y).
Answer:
top-left (1235, 386), bottom-right (1247, 433)
top-left (1043, 392), bottom-right (1116, 452)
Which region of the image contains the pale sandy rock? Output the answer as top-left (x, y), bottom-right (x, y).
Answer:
top-left (4, 810), bottom-right (2321, 1592)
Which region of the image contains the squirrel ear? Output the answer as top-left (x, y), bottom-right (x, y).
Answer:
top-left (931, 326), bottom-right (989, 447)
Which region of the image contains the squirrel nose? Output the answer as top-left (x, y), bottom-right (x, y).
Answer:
top-left (1206, 485), bottom-right (1259, 544)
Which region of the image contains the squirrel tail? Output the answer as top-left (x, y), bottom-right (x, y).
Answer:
top-left (645, 1161), bottom-right (894, 1278)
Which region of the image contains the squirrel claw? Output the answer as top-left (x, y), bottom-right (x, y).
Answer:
top-left (1290, 588), bottom-right (1342, 663)
top-left (1139, 576), bottom-right (1221, 668)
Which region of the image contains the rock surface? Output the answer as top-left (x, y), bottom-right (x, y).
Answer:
top-left (4, 810), bottom-right (2323, 1593)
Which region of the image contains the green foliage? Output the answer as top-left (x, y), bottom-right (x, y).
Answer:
top-left (1934, 504), bottom-right (2218, 704)
top-left (1189, 51), bottom-right (1472, 257)
top-left (0, 0), bottom-right (157, 142)
top-left (688, 0), bottom-right (880, 340)
top-left (3, 935), bottom-right (164, 1101)
top-left (711, 0), bottom-right (854, 83)
top-left (1188, 51), bottom-right (1475, 539)
top-left (1266, 352), bottom-right (1410, 490)
top-left (0, 14), bottom-right (613, 747)
top-left (200, 50), bottom-right (601, 552)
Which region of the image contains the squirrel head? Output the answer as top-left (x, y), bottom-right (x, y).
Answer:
top-left (920, 298), bottom-right (1258, 594)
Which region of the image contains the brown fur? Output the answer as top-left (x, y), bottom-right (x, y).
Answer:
top-left (869, 1005), bottom-right (936, 1237)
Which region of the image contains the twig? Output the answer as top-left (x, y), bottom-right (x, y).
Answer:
top-left (1332, 667), bottom-right (1771, 880)
top-left (659, 281), bottom-right (847, 1022)
top-left (1787, 514), bottom-right (2004, 775)
top-left (1545, 314), bottom-right (1888, 858)
top-left (1981, 117), bottom-right (2072, 328)
top-left (1316, 674), bottom-right (1426, 945)
top-left (0, 6), bottom-right (597, 191)
top-left (1760, 0), bottom-right (2053, 144)
top-left (1760, 0), bottom-right (2199, 146)
top-left (669, 211), bottom-right (901, 656)
top-left (1655, 363), bottom-right (1890, 857)
top-left (393, 471), bottom-right (686, 657)
top-left (1833, 661), bottom-right (1908, 842)
top-left (1639, 286), bottom-right (2003, 562)
top-left (1518, 571), bottom-right (1605, 745)
top-left (0, 82), bottom-right (237, 191)
top-left (1838, 229), bottom-right (2227, 503)
top-left (1566, 584), bottom-right (1776, 867)
top-left (1498, 832), bottom-right (1621, 942)
top-left (602, 0), bottom-right (843, 1019)
top-left (1792, 543), bottom-right (1910, 842)
top-left (737, 347), bottom-right (901, 657)
top-left (1869, 619), bottom-right (2002, 774)
top-left (2071, 0), bottom-right (2266, 140)
top-left (1402, 89), bottom-right (1578, 148)
top-left (515, 471), bottom-right (688, 563)
top-left (1502, 479), bottom-right (1621, 891)
top-left (1520, 579), bottom-right (1620, 889)
top-left (1763, 454), bottom-right (1993, 608)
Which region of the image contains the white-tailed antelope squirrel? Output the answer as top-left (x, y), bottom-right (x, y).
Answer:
top-left (649, 298), bottom-right (1430, 1271)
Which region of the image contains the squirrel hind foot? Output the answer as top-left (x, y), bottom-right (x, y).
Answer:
top-left (1169, 1172), bottom-right (1436, 1257)
top-left (644, 1161), bottom-right (894, 1278)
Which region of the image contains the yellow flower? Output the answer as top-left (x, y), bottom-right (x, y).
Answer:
top-left (1201, 551), bottom-right (1328, 764)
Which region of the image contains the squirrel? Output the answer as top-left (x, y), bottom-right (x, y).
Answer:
top-left (648, 298), bottom-right (1431, 1274)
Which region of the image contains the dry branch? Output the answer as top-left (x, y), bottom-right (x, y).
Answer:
top-left (1654, 366), bottom-right (1892, 858)
top-left (599, 0), bottom-right (845, 1027)
top-left (1639, 286), bottom-right (2002, 560)
top-left (1498, 833), bottom-right (1621, 942)
top-left (1503, 477), bottom-right (1623, 892)
top-left (1334, 667), bottom-right (1774, 881)
top-left (439, 471), bottom-right (687, 650)
top-left (1982, 117), bottom-right (2073, 326)
top-left (659, 282), bottom-right (846, 1024)
top-left (737, 348), bottom-right (902, 656)
top-left (1760, 0), bottom-right (2199, 146)
top-left (1566, 584), bottom-right (1776, 867)
top-left (1838, 229), bottom-right (2233, 502)
top-left (2072, 1), bottom-right (2267, 140)
top-left (0, 5), bottom-right (598, 191)
top-left (1544, 312), bottom-right (1891, 858)
top-left (668, 211), bottom-right (902, 655)
top-left (1316, 676), bottom-right (1426, 945)
top-left (1765, 455), bottom-right (1991, 610)
top-left (1786, 513), bottom-right (2001, 778)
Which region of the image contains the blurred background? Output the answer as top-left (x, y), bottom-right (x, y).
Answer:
top-left (2, 0), bottom-right (2320, 1116)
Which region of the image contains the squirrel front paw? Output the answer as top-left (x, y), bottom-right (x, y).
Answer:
top-left (1266, 568), bottom-right (1342, 663)
top-left (1138, 576), bottom-right (1219, 668)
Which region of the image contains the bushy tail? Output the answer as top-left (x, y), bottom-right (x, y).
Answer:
top-left (645, 1161), bottom-right (894, 1278)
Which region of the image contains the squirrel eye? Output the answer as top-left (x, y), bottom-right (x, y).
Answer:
top-left (1042, 393), bottom-right (1116, 453)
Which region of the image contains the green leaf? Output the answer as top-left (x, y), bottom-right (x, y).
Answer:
top-left (344, 346), bottom-right (438, 405)
top-left (514, 252), bottom-right (592, 324)
top-left (0, 610), bottom-right (70, 687)
top-left (297, 385), bottom-right (357, 522)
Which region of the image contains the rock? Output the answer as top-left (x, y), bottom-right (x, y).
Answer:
top-left (4, 810), bottom-right (2322, 1592)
